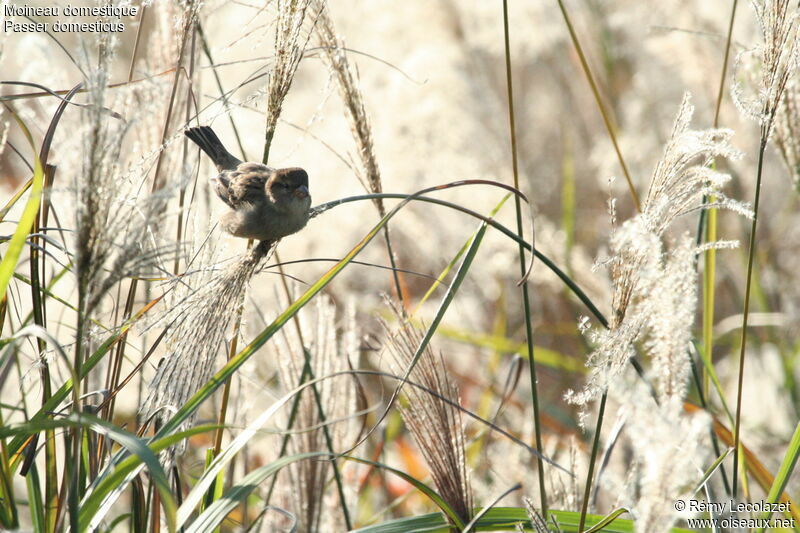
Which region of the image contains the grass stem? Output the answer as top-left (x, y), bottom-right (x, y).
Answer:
top-left (733, 137), bottom-right (768, 496)
top-left (555, 0), bottom-right (640, 212)
top-left (502, 0), bottom-right (547, 516)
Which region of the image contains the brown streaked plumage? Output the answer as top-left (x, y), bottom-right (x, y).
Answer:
top-left (185, 126), bottom-right (311, 243)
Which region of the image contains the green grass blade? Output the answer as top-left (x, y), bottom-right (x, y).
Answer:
top-left (0, 413), bottom-right (177, 532)
top-left (693, 446), bottom-right (733, 495)
top-left (584, 508), bottom-right (630, 533)
top-left (0, 178), bottom-right (33, 222)
top-left (7, 296), bottom-right (162, 460)
top-left (25, 462), bottom-right (45, 532)
top-left (413, 193), bottom-right (511, 314)
top-left (175, 385), bottom-right (316, 527)
top-left (156, 180), bottom-right (532, 469)
top-left (342, 455), bottom-right (464, 529)
top-left (351, 507), bottom-right (695, 532)
top-left (0, 110), bottom-right (44, 299)
top-left (0, 432), bottom-right (18, 528)
top-left (756, 421), bottom-right (800, 532)
top-left (186, 452), bottom-right (327, 533)
top-left (78, 424), bottom-right (218, 531)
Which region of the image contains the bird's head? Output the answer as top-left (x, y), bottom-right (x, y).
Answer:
top-left (267, 167), bottom-right (310, 210)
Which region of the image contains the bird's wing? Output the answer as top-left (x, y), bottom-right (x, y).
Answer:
top-left (211, 173), bottom-right (235, 208)
top-left (223, 163), bottom-right (273, 208)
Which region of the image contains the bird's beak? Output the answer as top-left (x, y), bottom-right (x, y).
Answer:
top-left (294, 185), bottom-right (309, 199)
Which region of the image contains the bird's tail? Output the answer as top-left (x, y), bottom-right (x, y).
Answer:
top-left (185, 126), bottom-right (242, 171)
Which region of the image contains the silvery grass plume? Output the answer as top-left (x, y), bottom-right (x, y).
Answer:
top-left (269, 295), bottom-right (359, 533)
top-left (74, 33), bottom-right (174, 316)
top-left (611, 375), bottom-right (711, 533)
top-left (314, 1), bottom-right (405, 307)
top-left (314, 1), bottom-right (385, 216)
top-left (383, 309), bottom-right (473, 526)
top-left (565, 94), bottom-right (750, 422)
top-left (638, 238), bottom-right (697, 410)
top-left (774, 79), bottom-right (800, 190)
top-left (139, 244), bottom-right (272, 447)
top-left (733, 0), bottom-right (800, 140)
top-left (263, 0), bottom-right (314, 161)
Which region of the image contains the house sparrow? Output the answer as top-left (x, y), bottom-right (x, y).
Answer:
top-left (185, 126), bottom-right (311, 244)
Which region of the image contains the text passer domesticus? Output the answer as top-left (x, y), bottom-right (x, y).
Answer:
top-left (185, 126), bottom-right (311, 244)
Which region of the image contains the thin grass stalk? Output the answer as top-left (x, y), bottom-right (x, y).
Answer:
top-left (730, 0), bottom-right (798, 497)
top-left (696, 201), bottom-right (736, 498)
top-left (382, 227), bottom-right (405, 309)
top-left (314, 191), bottom-right (607, 327)
top-left (700, 0), bottom-right (739, 379)
top-left (150, 486), bottom-right (161, 533)
top-left (194, 21), bottom-right (254, 472)
top-left (100, 284), bottom-right (136, 429)
top-left (113, 0), bottom-right (197, 427)
top-left (174, 28), bottom-right (198, 275)
top-left (301, 347), bottom-right (352, 530)
top-left (127, 6), bottom-right (147, 82)
top-left (263, 363), bottom-right (312, 506)
top-left (689, 342), bottom-right (732, 495)
top-left (733, 137), bottom-right (769, 495)
top-left (151, 2), bottom-right (195, 191)
top-left (702, 206), bottom-right (718, 395)
top-left (267, 266), bottom-right (353, 530)
top-left (29, 164), bottom-right (57, 532)
top-left (103, 1), bottom-right (195, 469)
top-left (209, 286), bottom-right (247, 508)
top-left (0, 295), bottom-right (5, 338)
top-left (501, 0), bottom-right (546, 517)
top-left (0, 404), bottom-right (18, 529)
top-left (69, 296), bottom-right (87, 531)
top-left (555, 0), bottom-right (641, 212)
top-left (197, 24), bottom-right (249, 159)
top-left (697, 0), bottom-right (739, 497)
top-left (256, 250), bottom-right (312, 507)
top-left (714, 1), bottom-right (739, 129)
top-left (314, 2), bottom-right (406, 309)
top-left (212, 328), bottom-right (243, 456)
top-left (577, 393), bottom-right (606, 533)
top-left (697, 0), bottom-right (738, 387)
top-left (100, 6), bottom-right (151, 432)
